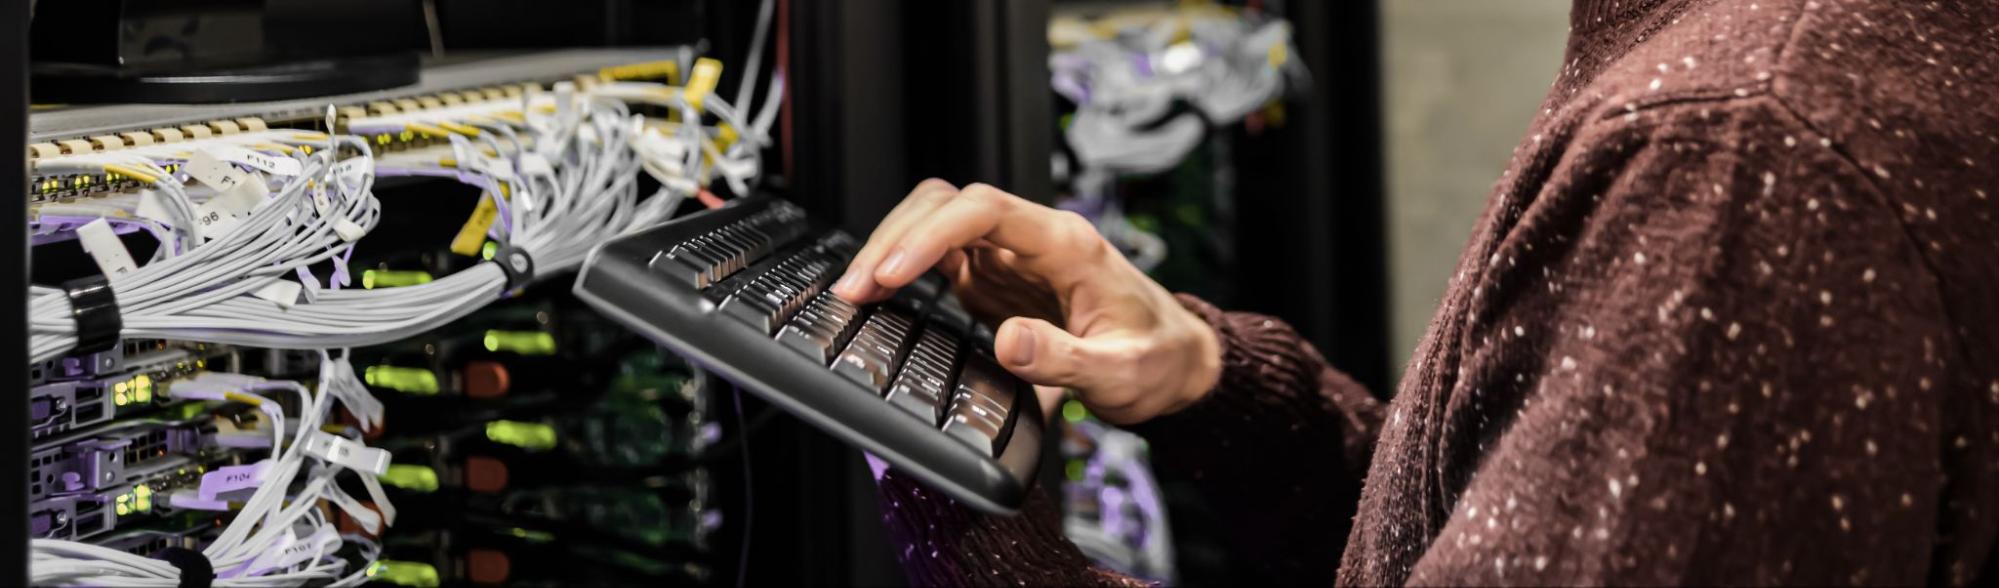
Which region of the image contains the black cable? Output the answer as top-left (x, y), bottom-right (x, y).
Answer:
top-left (732, 382), bottom-right (753, 588)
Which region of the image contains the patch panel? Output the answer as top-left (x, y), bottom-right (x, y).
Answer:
top-left (28, 418), bottom-right (220, 502)
top-left (30, 345), bottom-right (234, 440)
top-left (29, 451), bottom-right (239, 542)
top-left (30, 339), bottom-right (198, 386)
top-left (25, 51), bottom-right (684, 206)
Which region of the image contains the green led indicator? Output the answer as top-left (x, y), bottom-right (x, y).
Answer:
top-left (483, 330), bottom-right (556, 355)
top-left (485, 420), bottom-right (558, 451)
top-left (481, 241), bottom-right (499, 260)
top-left (507, 527), bottom-right (555, 543)
top-left (364, 365), bottom-right (439, 395)
top-left (381, 464), bottom-right (440, 492)
top-left (131, 375), bottom-right (154, 404)
top-left (1065, 459), bottom-right (1086, 482)
top-left (366, 560), bottom-right (441, 588)
top-left (1061, 400), bottom-right (1088, 423)
top-left (362, 269), bottom-right (434, 289)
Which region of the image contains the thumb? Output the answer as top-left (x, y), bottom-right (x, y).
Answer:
top-left (993, 317), bottom-right (1103, 389)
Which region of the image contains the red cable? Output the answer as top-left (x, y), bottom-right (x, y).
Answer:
top-left (698, 189), bottom-right (727, 210)
top-left (778, 0), bottom-right (793, 181)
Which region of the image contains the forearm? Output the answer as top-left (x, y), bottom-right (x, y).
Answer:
top-left (1121, 295), bottom-right (1385, 580)
top-left (872, 297), bottom-right (1382, 585)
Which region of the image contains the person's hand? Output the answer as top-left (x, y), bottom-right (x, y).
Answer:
top-left (832, 180), bottom-right (1222, 425)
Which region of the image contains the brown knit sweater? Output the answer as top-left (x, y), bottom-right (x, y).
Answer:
top-left (877, 0), bottom-right (1999, 585)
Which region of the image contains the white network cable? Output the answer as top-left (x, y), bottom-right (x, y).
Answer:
top-left (1050, 12), bottom-right (1302, 271)
top-left (26, 39), bottom-right (787, 586)
top-left (28, 58), bottom-right (784, 362)
top-left (30, 351), bottom-right (388, 587)
top-left (1055, 16), bottom-right (1300, 175)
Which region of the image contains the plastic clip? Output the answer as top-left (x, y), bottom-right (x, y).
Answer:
top-left (62, 274), bottom-right (121, 354)
top-left (158, 546), bottom-right (214, 588)
top-left (494, 245), bottom-right (534, 292)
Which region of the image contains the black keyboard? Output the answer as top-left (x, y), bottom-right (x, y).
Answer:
top-left (573, 196), bottom-right (1042, 514)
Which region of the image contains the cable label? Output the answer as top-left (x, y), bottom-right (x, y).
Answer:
top-left (212, 178), bottom-right (269, 217)
top-left (76, 218), bottom-right (138, 275)
top-left (334, 218), bottom-right (367, 242)
top-left (685, 57), bottom-right (724, 110)
top-left (198, 460), bottom-right (270, 502)
top-left (332, 155), bottom-right (373, 185)
top-left (134, 190), bottom-right (175, 228)
top-left (450, 194), bottom-right (501, 257)
top-left (303, 431), bottom-right (392, 475)
top-left (204, 144), bottom-right (304, 176)
top-left (243, 526), bottom-right (340, 577)
top-left (184, 149), bottom-right (249, 191)
top-left (251, 279), bottom-right (304, 309)
top-left (519, 153), bottom-right (554, 178)
top-left (191, 198), bottom-right (243, 242)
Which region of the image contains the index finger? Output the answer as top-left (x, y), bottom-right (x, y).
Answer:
top-left (833, 179), bottom-right (959, 303)
top-left (871, 183), bottom-right (1101, 289)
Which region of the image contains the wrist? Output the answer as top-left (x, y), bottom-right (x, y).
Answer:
top-left (1160, 298), bottom-right (1224, 415)
top-left (1184, 315), bottom-right (1223, 407)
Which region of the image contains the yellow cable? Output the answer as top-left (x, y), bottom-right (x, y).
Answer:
top-left (222, 391), bottom-right (266, 406)
top-left (101, 164), bottom-right (159, 184)
top-left (439, 121), bottom-right (482, 136)
top-left (405, 122), bottom-right (452, 138)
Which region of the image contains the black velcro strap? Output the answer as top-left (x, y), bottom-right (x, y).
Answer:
top-left (157, 547), bottom-right (213, 588)
top-left (61, 274), bottom-right (121, 354)
top-left (494, 245), bottom-right (535, 292)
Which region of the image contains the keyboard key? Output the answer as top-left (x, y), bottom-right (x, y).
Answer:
top-left (649, 250), bottom-right (712, 288)
top-left (931, 294), bottom-right (974, 333)
top-left (885, 324), bottom-right (960, 425)
top-left (940, 355), bottom-right (1017, 456)
top-left (887, 381), bottom-right (946, 426)
top-left (831, 306), bottom-right (920, 392)
top-left (905, 271), bottom-right (948, 303)
top-left (942, 411), bottom-right (1006, 456)
top-left (776, 324), bottom-right (835, 364)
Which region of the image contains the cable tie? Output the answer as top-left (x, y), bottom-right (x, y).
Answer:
top-left (157, 546), bottom-right (214, 588)
top-left (494, 245), bottom-right (535, 293)
top-left (61, 274), bottom-right (121, 354)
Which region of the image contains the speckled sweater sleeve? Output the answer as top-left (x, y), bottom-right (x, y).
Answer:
top-left (875, 295), bottom-right (1384, 586)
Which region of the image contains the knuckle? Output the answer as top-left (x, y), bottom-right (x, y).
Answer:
top-left (913, 185), bottom-right (954, 206)
top-left (1048, 211), bottom-right (1103, 252)
top-left (958, 183), bottom-right (1013, 210)
top-left (915, 178), bottom-right (957, 193)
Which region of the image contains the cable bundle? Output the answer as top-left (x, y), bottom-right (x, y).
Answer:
top-left (27, 36), bottom-right (786, 586)
top-left (31, 352), bottom-right (389, 587)
top-left (28, 55), bottom-right (783, 360)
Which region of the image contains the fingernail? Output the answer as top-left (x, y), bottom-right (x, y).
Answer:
top-left (834, 271), bottom-right (867, 297)
top-left (1002, 327), bottom-right (1036, 366)
top-left (878, 248), bottom-right (912, 281)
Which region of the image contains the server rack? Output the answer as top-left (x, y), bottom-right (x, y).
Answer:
top-left (6, 0), bottom-right (31, 582)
